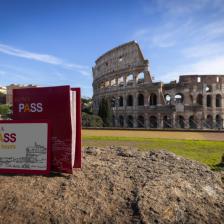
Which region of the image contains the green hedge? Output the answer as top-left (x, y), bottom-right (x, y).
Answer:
top-left (82, 112), bottom-right (103, 127)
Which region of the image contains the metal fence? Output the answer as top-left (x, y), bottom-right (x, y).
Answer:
top-left (82, 117), bottom-right (223, 130)
top-left (122, 117), bottom-right (224, 130)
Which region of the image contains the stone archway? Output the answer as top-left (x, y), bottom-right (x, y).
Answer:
top-left (149, 116), bottom-right (157, 128)
top-left (137, 115), bottom-right (144, 128)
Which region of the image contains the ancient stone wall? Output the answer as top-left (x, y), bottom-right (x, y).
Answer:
top-left (92, 41), bottom-right (224, 129)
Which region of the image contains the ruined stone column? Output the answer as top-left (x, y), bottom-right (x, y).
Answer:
top-left (212, 94), bottom-right (216, 108)
top-left (144, 91), bottom-right (148, 107)
top-left (192, 93), bottom-right (197, 104)
top-left (212, 114), bottom-right (217, 129)
top-left (114, 115), bottom-right (118, 127)
top-left (133, 114), bottom-right (138, 128)
top-left (133, 92), bottom-right (137, 110)
top-left (203, 94), bottom-right (207, 107)
top-left (123, 115), bottom-right (127, 128)
top-left (222, 114), bottom-right (224, 129)
top-left (115, 77), bottom-right (118, 86)
top-left (133, 74), bottom-right (137, 87)
top-left (158, 113), bottom-right (162, 128)
top-left (202, 112), bottom-right (207, 129)
top-left (145, 114), bottom-right (149, 128)
top-left (184, 116), bottom-right (189, 129)
top-left (157, 90), bottom-right (162, 106)
top-left (172, 113), bottom-right (176, 128)
top-left (124, 75), bottom-right (127, 87)
top-left (222, 95), bottom-right (224, 108)
top-left (123, 93), bottom-right (127, 108)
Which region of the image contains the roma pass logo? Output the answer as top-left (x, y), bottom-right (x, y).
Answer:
top-left (18, 103), bottom-right (43, 113)
top-left (0, 127), bottom-right (16, 150)
top-left (0, 132), bottom-right (16, 143)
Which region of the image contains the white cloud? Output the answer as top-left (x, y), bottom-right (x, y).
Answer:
top-left (0, 44), bottom-right (62, 64)
top-left (190, 57), bottom-right (224, 74)
top-left (78, 70), bottom-right (91, 76)
top-left (133, 19), bottom-right (194, 48)
top-left (198, 20), bottom-right (224, 42)
top-left (151, 32), bottom-right (176, 48)
top-left (160, 56), bottom-right (224, 82)
top-left (145, 0), bottom-right (223, 16)
top-left (137, 0), bottom-right (224, 49)
top-left (182, 42), bottom-right (224, 58)
top-left (65, 63), bottom-right (88, 70)
top-left (0, 43), bottom-right (90, 76)
top-left (134, 0), bottom-right (224, 83)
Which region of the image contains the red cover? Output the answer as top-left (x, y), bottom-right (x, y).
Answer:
top-left (13, 85), bottom-right (73, 174)
top-left (71, 88), bottom-right (82, 168)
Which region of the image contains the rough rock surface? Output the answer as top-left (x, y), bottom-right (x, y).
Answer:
top-left (0, 147), bottom-right (223, 224)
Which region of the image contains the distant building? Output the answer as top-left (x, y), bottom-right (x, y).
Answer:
top-left (0, 86), bottom-right (6, 104)
top-left (6, 84), bottom-right (37, 104)
top-left (0, 86), bottom-right (6, 94)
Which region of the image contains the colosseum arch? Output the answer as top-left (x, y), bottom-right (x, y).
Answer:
top-left (163, 115), bottom-right (172, 128)
top-left (205, 115), bottom-right (213, 129)
top-left (118, 96), bottom-right (123, 107)
top-left (127, 95), bottom-right (133, 106)
top-left (136, 72), bottom-right (144, 84)
top-left (111, 78), bottom-right (116, 87)
top-left (189, 116), bottom-right (197, 129)
top-left (189, 95), bottom-right (193, 105)
top-left (118, 77), bottom-right (124, 87)
top-left (207, 95), bottom-right (212, 107)
top-left (127, 115), bottom-right (134, 128)
top-left (175, 93), bottom-right (184, 104)
top-left (149, 93), bottom-right (157, 106)
top-left (137, 115), bottom-right (145, 128)
top-left (126, 74), bottom-right (134, 86)
top-left (119, 115), bottom-right (124, 127)
top-left (215, 114), bottom-right (222, 129)
top-left (105, 80), bottom-right (110, 88)
top-left (100, 82), bottom-right (105, 89)
top-left (196, 94), bottom-right (203, 105)
top-left (177, 115), bottom-right (185, 128)
top-left (216, 94), bottom-right (222, 107)
top-left (149, 116), bottom-right (157, 128)
top-left (206, 85), bottom-right (212, 93)
top-left (111, 96), bottom-right (116, 108)
top-left (112, 115), bottom-right (116, 126)
top-left (92, 41), bottom-right (224, 130)
top-left (164, 94), bottom-right (171, 104)
top-left (138, 93), bottom-right (144, 106)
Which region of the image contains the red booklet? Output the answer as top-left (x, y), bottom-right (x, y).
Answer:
top-left (71, 88), bottom-right (82, 168)
top-left (13, 85), bottom-right (81, 174)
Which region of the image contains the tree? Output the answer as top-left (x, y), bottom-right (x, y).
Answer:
top-left (0, 92), bottom-right (6, 104)
top-left (81, 97), bottom-right (93, 114)
top-left (0, 104), bottom-right (11, 119)
top-left (98, 98), bottom-right (112, 127)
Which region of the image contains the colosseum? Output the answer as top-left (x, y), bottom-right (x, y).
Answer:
top-left (92, 41), bottom-right (224, 129)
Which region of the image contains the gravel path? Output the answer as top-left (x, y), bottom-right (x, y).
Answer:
top-left (0, 147), bottom-right (223, 224)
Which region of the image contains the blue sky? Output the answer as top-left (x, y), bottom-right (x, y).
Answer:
top-left (0, 0), bottom-right (224, 97)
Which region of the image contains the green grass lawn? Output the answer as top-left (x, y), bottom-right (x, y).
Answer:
top-left (83, 136), bottom-right (224, 170)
